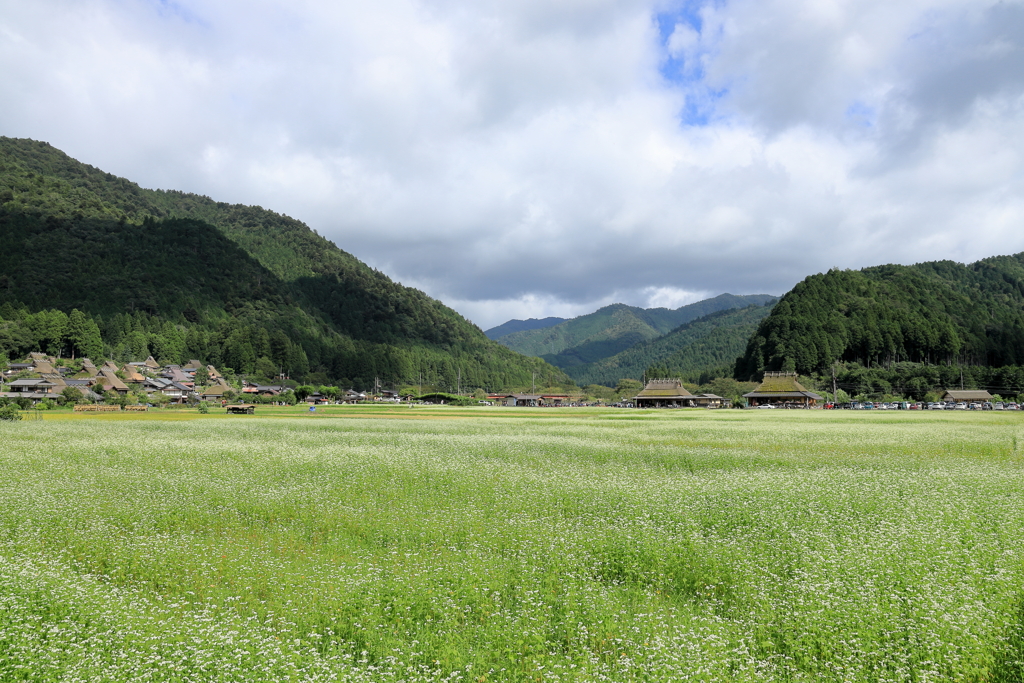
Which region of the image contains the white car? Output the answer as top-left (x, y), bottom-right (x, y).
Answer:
top-left (955, 402), bottom-right (967, 410)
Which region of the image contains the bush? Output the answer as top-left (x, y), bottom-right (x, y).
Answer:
top-left (36, 398), bottom-right (56, 410)
top-left (60, 385), bottom-right (85, 407)
top-left (197, 401), bottom-right (210, 414)
top-left (0, 403), bottom-right (21, 421)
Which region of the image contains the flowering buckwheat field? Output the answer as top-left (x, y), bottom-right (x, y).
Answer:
top-left (0, 407), bottom-right (1022, 681)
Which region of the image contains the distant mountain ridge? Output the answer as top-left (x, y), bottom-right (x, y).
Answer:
top-left (567, 301), bottom-right (778, 386)
top-left (494, 294), bottom-right (777, 372)
top-left (484, 317), bottom-right (566, 340)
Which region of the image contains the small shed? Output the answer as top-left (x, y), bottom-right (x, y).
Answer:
top-left (226, 404), bottom-right (255, 414)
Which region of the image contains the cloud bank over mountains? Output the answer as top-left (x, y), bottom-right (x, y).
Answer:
top-left (2, 0), bottom-right (1022, 328)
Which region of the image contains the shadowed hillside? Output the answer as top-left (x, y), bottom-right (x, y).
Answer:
top-left (0, 137), bottom-right (571, 391)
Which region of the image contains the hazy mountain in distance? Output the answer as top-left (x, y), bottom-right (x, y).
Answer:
top-left (484, 317), bottom-right (567, 340)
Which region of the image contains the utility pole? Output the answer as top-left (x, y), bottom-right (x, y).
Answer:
top-left (532, 371), bottom-right (536, 394)
top-left (832, 362), bottom-right (837, 402)
top-left (457, 368), bottom-right (461, 396)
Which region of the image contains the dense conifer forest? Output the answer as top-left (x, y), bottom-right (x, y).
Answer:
top-left (735, 259), bottom-right (1024, 398)
top-left (0, 138), bottom-right (571, 391)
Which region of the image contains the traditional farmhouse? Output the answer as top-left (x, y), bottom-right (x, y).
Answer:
top-left (2, 376), bottom-right (65, 400)
top-left (633, 379), bottom-right (696, 408)
top-left (692, 393), bottom-right (728, 408)
top-left (78, 359), bottom-right (99, 377)
top-left (198, 381), bottom-right (232, 402)
top-left (98, 369), bottom-right (130, 395)
top-left (243, 382), bottom-right (283, 398)
top-left (743, 372), bottom-right (822, 408)
top-left (120, 365), bottom-right (147, 384)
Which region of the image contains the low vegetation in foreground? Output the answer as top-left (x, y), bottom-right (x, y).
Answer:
top-left (1, 408), bottom-right (1023, 681)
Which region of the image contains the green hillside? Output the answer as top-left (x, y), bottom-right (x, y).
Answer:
top-left (567, 301), bottom-right (777, 386)
top-left (736, 257), bottom-right (1024, 380)
top-left (0, 137), bottom-right (571, 391)
top-left (496, 294), bottom-right (775, 367)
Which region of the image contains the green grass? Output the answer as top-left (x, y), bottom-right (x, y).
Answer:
top-left (1, 408), bottom-right (1023, 681)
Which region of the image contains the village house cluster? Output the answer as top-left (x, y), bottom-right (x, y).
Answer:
top-left (0, 353), bottom-right (282, 404)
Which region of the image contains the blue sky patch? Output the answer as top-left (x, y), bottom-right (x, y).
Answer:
top-left (655, 2), bottom-right (728, 126)
top-left (144, 0), bottom-right (207, 27)
top-left (845, 101), bottom-right (877, 128)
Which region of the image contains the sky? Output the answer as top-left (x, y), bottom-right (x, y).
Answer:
top-left (2, 0), bottom-right (1024, 330)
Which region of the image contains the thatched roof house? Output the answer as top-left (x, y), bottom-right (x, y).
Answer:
top-left (199, 383), bottom-right (231, 401)
top-left (144, 356), bottom-right (161, 370)
top-left (33, 360), bottom-right (57, 374)
top-left (120, 365), bottom-right (147, 383)
top-left (743, 372), bottom-right (822, 407)
top-left (634, 379), bottom-right (695, 408)
top-left (941, 389), bottom-right (993, 402)
top-left (98, 369), bottom-right (130, 394)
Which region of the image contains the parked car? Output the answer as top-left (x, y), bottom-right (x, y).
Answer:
top-left (955, 402), bottom-right (967, 410)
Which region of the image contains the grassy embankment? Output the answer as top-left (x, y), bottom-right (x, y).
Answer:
top-left (1, 408), bottom-right (1023, 681)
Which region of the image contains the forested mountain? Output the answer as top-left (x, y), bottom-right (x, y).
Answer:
top-left (496, 294), bottom-right (775, 367)
top-left (484, 317), bottom-right (566, 340)
top-left (0, 137), bottom-right (571, 391)
top-left (567, 301), bottom-right (777, 386)
top-left (736, 258), bottom-right (1024, 380)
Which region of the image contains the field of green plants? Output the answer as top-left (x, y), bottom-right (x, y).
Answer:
top-left (1, 407), bottom-right (1022, 681)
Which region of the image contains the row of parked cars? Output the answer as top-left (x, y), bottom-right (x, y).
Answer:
top-left (827, 401), bottom-right (1019, 410)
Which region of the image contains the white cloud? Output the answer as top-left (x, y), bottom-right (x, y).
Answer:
top-left (2, 0), bottom-right (1024, 328)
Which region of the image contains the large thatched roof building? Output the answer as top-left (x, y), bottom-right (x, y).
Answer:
top-left (634, 379), bottom-right (696, 408)
top-left (743, 372), bottom-right (822, 408)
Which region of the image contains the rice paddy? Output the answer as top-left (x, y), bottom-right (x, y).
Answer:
top-left (1, 407), bottom-right (1023, 681)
